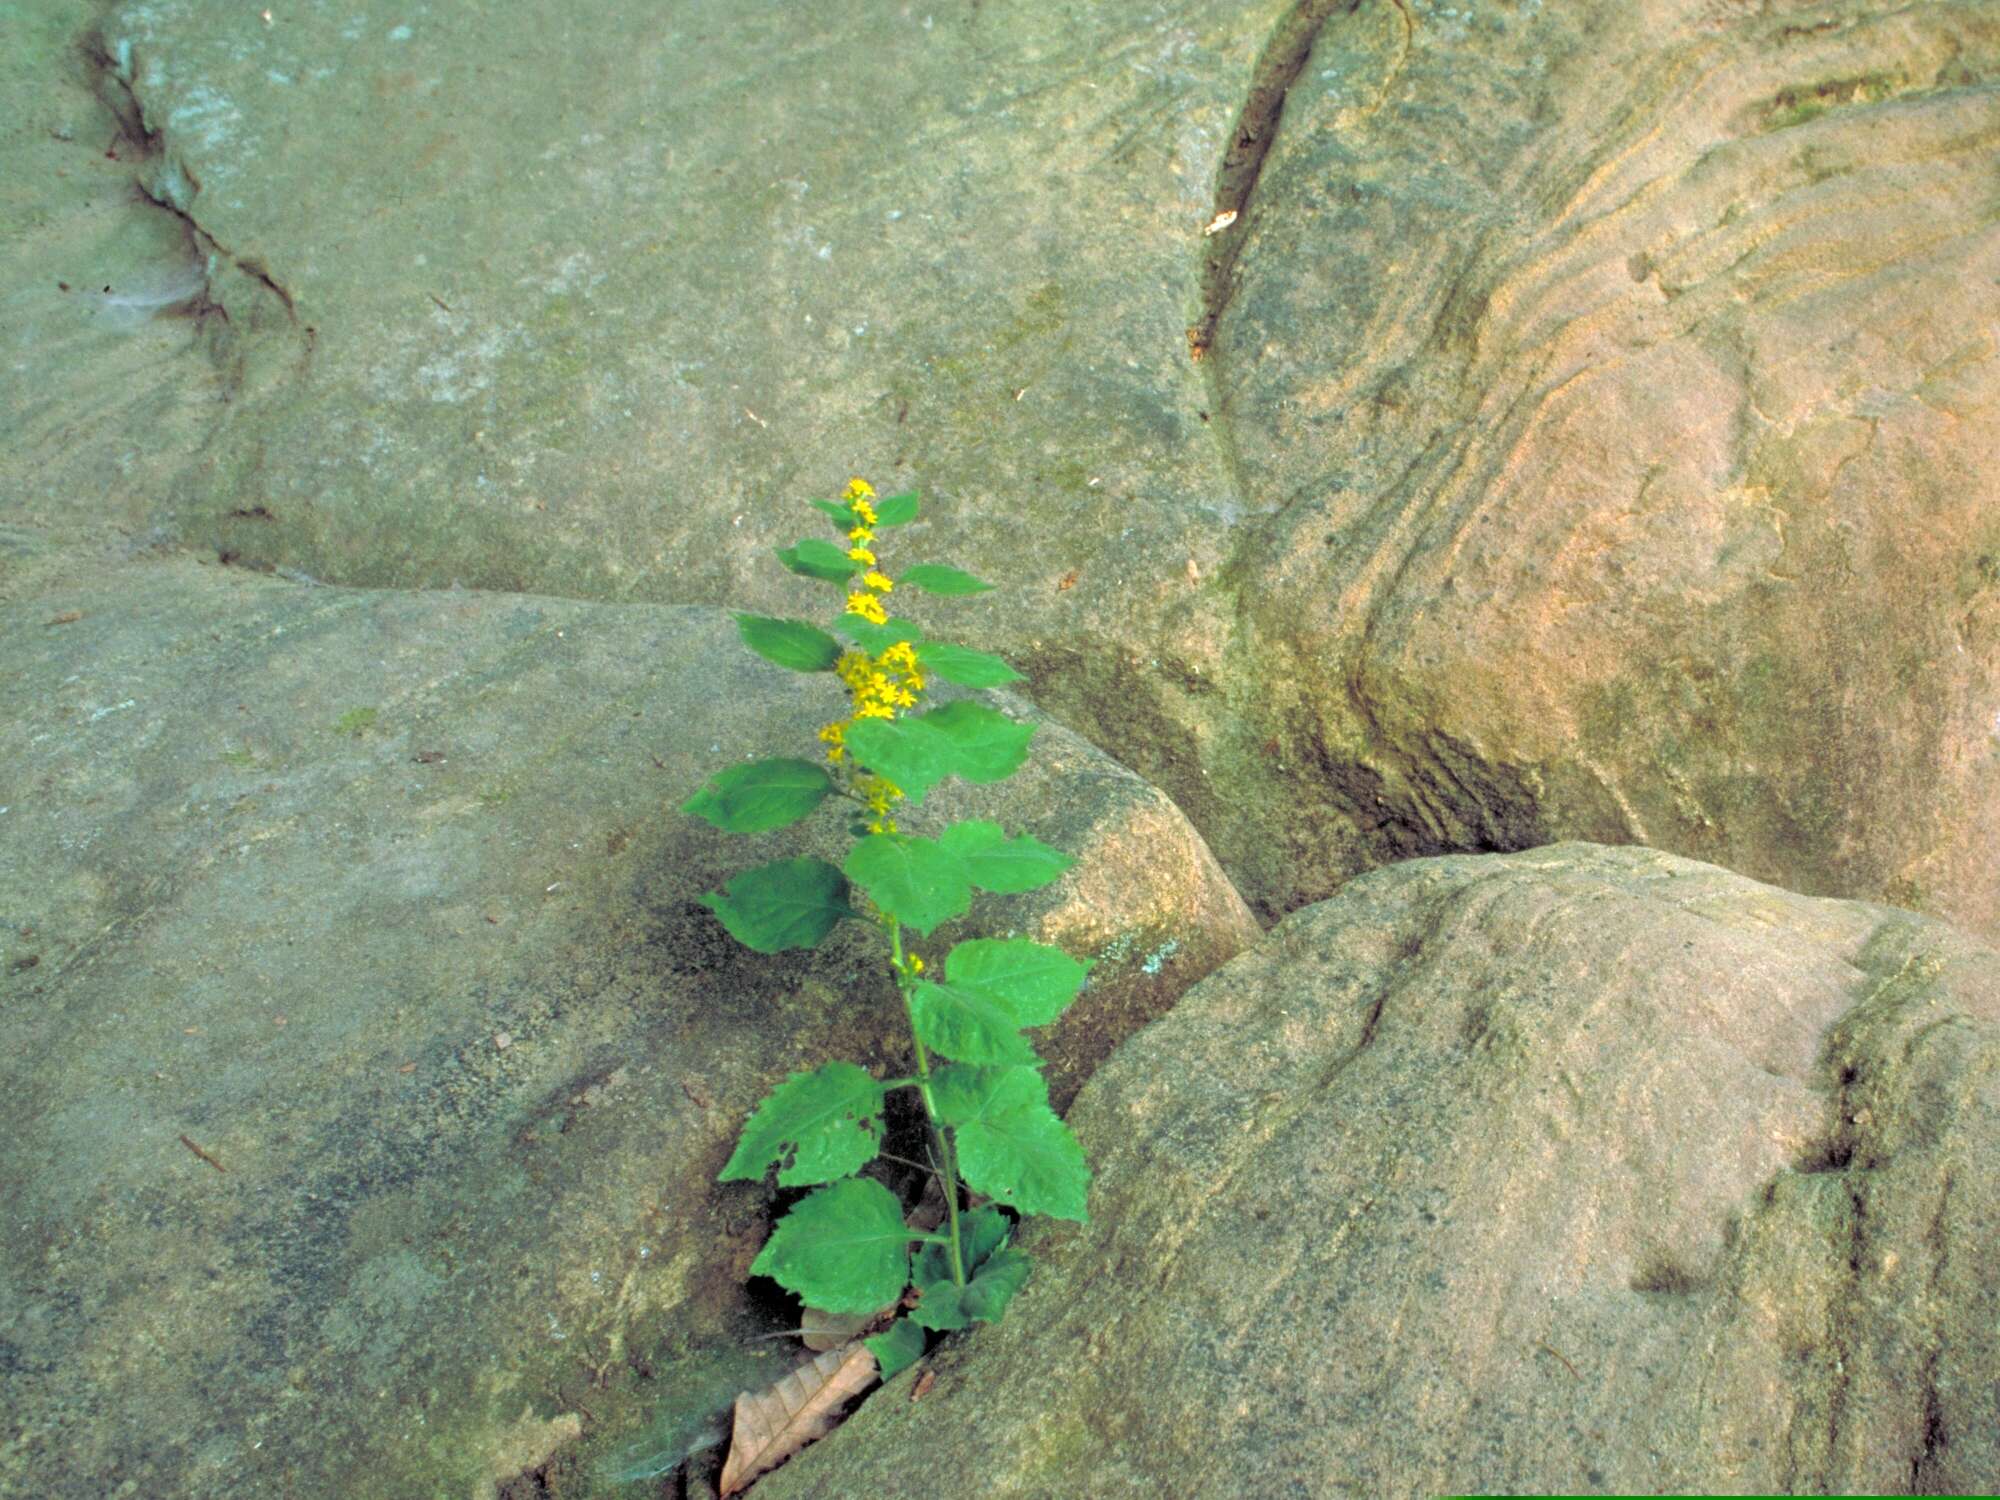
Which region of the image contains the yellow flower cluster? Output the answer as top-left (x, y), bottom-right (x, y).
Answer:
top-left (815, 478), bottom-right (925, 834)
top-left (842, 477), bottom-right (892, 626)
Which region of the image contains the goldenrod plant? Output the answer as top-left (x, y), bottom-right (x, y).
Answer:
top-left (684, 480), bottom-right (1092, 1377)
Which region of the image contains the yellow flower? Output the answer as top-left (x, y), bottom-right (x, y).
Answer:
top-left (848, 546), bottom-right (877, 565)
top-left (907, 953), bottom-right (925, 975)
top-left (862, 569), bottom-right (894, 594)
top-left (852, 498), bottom-right (877, 525)
top-left (844, 477), bottom-right (876, 500)
top-left (848, 525), bottom-right (875, 547)
top-left (846, 591), bottom-right (888, 625)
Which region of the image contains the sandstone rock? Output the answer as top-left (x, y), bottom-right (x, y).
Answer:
top-left (0, 558), bottom-right (1253, 1498)
top-left (752, 844), bottom-right (2000, 1498)
top-left (1186, 0), bottom-right (2000, 932)
top-left (8, 0), bottom-right (1993, 940)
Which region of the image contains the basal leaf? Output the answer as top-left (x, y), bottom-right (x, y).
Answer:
top-left (913, 640), bottom-right (1024, 689)
top-left (913, 1233), bottom-right (1027, 1330)
top-left (749, 1178), bottom-right (913, 1314)
top-left (719, 1061), bottom-right (886, 1187)
top-left (873, 490), bottom-right (920, 526)
top-left (909, 979), bottom-right (1037, 1065)
top-left (960, 1247), bottom-right (1031, 1324)
top-left (899, 563), bottom-right (993, 596)
top-left (699, 858), bottom-right (851, 953)
top-left (733, 613), bottom-right (841, 673)
top-left (915, 701), bottom-right (1035, 783)
top-left (809, 498), bottom-right (859, 529)
top-left (832, 614), bottom-right (925, 657)
top-left (843, 835), bottom-right (971, 936)
top-left (937, 821), bottom-right (1073, 893)
top-left (945, 937), bottom-right (1092, 1026)
top-left (864, 1317), bottom-right (926, 1382)
top-left (683, 758), bottom-right (835, 835)
top-left (909, 1278), bottom-right (971, 1332)
top-left (777, 538), bottom-right (858, 585)
top-left (842, 718), bottom-right (959, 806)
top-left (932, 1065), bottom-right (1089, 1222)
top-left (912, 1204), bottom-right (1011, 1289)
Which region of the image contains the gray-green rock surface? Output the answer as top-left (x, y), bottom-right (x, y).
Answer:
top-left (0, 557), bottom-right (1254, 1498)
top-left (755, 844), bottom-right (2000, 1498)
top-left (5, 0), bottom-right (1999, 1492)
top-left (6, 0), bottom-right (1994, 934)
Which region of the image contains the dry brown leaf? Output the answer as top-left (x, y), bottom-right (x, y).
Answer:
top-left (717, 1341), bottom-right (879, 1496)
top-left (799, 1306), bottom-right (871, 1353)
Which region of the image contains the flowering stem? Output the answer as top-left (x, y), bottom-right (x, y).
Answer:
top-left (889, 917), bottom-right (967, 1288)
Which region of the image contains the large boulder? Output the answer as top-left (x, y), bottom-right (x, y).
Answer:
top-left (753, 843), bottom-right (2000, 1498)
top-left (7, 0), bottom-right (1994, 939)
top-left (1187, 0), bottom-right (2000, 930)
top-left (0, 557), bottom-right (1254, 1498)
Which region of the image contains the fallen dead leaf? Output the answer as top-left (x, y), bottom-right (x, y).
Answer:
top-left (718, 1342), bottom-right (879, 1495)
top-left (800, 1306), bottom-right (872, 1353)
top-left (1201, 208), bottom-right (1238, 236)
top-left (45, 611), bottom-right (83, 626)
top-left (909, 1368), bottom-right (936, 1402)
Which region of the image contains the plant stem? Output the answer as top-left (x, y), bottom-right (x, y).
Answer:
top-left (889, 917), bottom-right (967, 1287)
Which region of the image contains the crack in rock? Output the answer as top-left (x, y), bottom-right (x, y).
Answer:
top-left (1188, 0), bottom-right (1365, 365)
top-left (80, 25), bottom-right (312, 377)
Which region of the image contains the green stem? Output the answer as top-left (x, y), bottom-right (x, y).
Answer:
top-left (890, 917), bottom-right (967, 1287)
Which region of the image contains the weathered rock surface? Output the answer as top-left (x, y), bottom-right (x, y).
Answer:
top-left (754, 844), bottom-right (2000, 1498)
top-left (6, 0), bottom-right (1994, 938)
top-left (0, 557), bottom-right (1254, 1498)
top-left (1190, 0), bottom-right (2000, 931)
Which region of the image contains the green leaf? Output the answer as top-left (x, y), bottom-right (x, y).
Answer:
top-left (719, 1062), bottom-right (886, 1187)
top-left (682, 759), bottom-right (835, 834)
top-left (777, 538), bottom-right (858, 585)
top-left (931, 1066), bottom-right (1090, 1222)
top-left (809, 498), bottom-right (858, 529)
top-left (912, 1242), bottom-right (1031, 1331)
top-left (750, 1178), bottom-right (914, 1314)
top-left (913, 639), bottom-right (1024, 688)
top-left (699, 858), bottom-right (851, 953)
top-left (961, 1247), bottom-right (1032, 1324)
top-left (833, 615), bottom-right (925, 657)
top-left (913, 1205), bottom-right (1011, 1289)
top-left (899, 563), bottom-right (993, 596)
top-left (844, 835), bottom-right (971, 937)
top-left (945, 937), bottom-right (1092, 1026)
top-left (938, 821), bottom-right (1073, 894)
top-left (910, 1280), bottom-right (970, 1331)
top-left (733, 613), bottom-right (841, 673)
top-left (909, 979), bottom-right (1037, 1066)
top-left (865, 1317), bottom-right (926, 1381)
top-left (916, 701), bottom-right (1035, 783)
top-left (873, 490), bottom-right (920, 526)
top-left (842, 718), bottom-right (959, 806)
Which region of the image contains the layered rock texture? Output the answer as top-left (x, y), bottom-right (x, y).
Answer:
top-left (756, 844), bottom-right (2000, 1498)
top-left (0, 563), bottom-right (1254, 1497)
top-left (7, 0), bottom-right (1994, 933)
top-left (4, 0), bottom-right (1998, 1493)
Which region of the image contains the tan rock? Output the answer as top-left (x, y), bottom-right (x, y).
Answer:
top-left (1193, 0), bottom-right (2000, 931)
top-left (754, 843), bottom-right (2000, 1497)
top-left (0, 557), bottom-right (1254, 1498)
